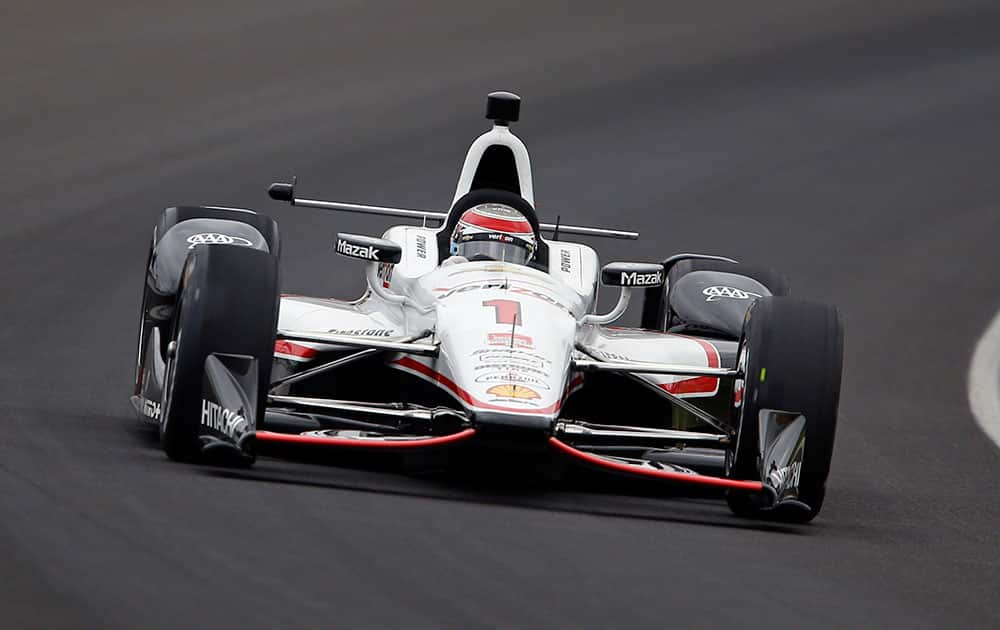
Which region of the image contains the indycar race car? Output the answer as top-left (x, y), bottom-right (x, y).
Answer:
top-left (132, 92), bottom-right (844, 522)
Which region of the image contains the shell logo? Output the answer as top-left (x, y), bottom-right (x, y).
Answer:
top-left (486, 384), bottom-right (540, 400)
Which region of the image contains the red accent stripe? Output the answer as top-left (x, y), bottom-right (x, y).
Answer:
top-left (255, 428), bottom-right (476, 448)
top-left (394, 356), bottom-right (562, 415)
top-left (661, 376), bottom-right (718, 395)
top-left (658, 336), bottom-right (721, 395)
top-left (274, 340), bottom-right (318, 359)
top-left (460, 215), bottom-right (534, 234)
top-left (549, 438), bottom-right (764, 491)
top-left (691, 337), bottom-right (721, 368)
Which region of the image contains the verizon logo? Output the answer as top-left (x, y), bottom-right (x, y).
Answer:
top-left (337, 239), bottom-right (380, 260)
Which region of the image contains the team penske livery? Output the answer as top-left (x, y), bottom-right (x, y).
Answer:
top-left (132, 92), bottom-right (844, 522)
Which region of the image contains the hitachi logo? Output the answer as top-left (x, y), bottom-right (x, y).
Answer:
top-left (620, 270), bottom-right (662, 286)
top-left (768, 461), bottom-right (802, 493)
top-left (337, 239), bottom-right (380, 260)
top-left (201, 400), bottom-right (249, 438)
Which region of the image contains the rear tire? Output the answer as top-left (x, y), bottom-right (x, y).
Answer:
top-left (725, 296), bottom-right (843, 522)
top-left (160, 245), bottom-right (279, 462)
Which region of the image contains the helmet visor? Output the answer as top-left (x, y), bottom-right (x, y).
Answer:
top-left (455, 239), bottom-right (531, 264)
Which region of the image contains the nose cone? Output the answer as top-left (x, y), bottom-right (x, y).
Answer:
top-left (434, 286), bottom-right (575, 424)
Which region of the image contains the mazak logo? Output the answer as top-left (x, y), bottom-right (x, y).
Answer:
top-left (620, 270), bottom-right (662, 286)
top-left (703, 286), bottom-right (763, 302)
top-left (337, 239), bottom-right (380, 260)
top-left (186, 233), bottom-right (254, 249)
top-left (200, 400), bottom-right (249, 438)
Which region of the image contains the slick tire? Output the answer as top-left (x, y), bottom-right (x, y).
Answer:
top-left (160, 245), bottom-right (279, 462)
top-left (725, 296), bottom-right (843, 522)
top-left (641, 259), bottom-right (789, 331)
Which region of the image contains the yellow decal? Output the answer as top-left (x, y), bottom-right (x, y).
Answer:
top-left (486, 384), bottom-right (540, 400)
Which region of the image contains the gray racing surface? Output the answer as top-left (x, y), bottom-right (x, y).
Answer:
top-left (3, 2), bottom-right (1000, 627)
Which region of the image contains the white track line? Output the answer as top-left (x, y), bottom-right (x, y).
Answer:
top-left (969, 309), bottom-right (1000, 450)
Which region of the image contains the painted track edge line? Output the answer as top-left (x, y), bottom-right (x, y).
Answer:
top-left (968, 309), bottom-right (1000, 450)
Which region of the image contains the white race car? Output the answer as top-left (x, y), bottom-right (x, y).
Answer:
top-left (132, 92), bottom-right (844, 521)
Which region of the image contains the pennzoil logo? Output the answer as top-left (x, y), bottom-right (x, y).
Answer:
top-left (486, 384), bottom-right (540, 400)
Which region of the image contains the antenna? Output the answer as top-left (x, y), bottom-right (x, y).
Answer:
top-left (510, 312), bottom-right (519, 396)
top-left (553, 214), bottom-right (561, 241)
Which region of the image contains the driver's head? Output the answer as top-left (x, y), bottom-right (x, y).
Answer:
top-left (450, 203), bottom-right (537, 265)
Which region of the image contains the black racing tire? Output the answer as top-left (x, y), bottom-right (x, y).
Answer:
top-left (725, 296), bottom-right (843, 522)
top-left (641, 259), bottom-right (789, 331)
top-left (160, 245), bottom-right (279, 462)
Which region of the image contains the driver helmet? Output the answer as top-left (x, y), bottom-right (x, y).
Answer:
top-left (449, 203), bottom-right (537, 265)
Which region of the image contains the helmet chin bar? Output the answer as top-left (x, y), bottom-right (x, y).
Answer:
top-left (581, 287), bottom-right (632, 325)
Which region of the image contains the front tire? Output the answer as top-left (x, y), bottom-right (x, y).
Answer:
top-left (160, 245), bottom-right (279, 462)
top-left (726, 296), bottom-right (843, 522)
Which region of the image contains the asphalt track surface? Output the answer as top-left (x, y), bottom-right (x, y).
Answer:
top-left (3, 2), bottom-right (1000, 628)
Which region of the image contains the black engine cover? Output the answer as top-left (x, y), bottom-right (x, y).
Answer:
top-left (669, 271), bottom-right (771, 339)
